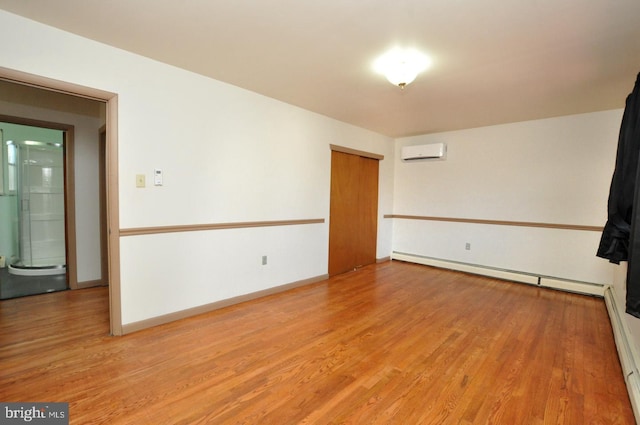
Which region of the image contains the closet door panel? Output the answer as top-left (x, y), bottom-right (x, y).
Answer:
top-left (328, 150), bottom-right (379, 276)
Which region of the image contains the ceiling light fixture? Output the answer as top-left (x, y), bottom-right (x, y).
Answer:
top-left (373, 47), bottom-right (431, 89)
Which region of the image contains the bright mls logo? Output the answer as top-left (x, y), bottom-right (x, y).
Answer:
top-left (1, 403), bottom-right (68, 424)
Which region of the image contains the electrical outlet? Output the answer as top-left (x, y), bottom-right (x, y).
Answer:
top-left (465, 242), bottom-right (471, 250)
top-left (262, 255), bottom-right (268, 265)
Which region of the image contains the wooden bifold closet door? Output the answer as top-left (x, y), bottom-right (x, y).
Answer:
top-left (328, 150), bottom-right (379, 276)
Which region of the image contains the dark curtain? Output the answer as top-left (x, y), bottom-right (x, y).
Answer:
top-left (597, 72), bottom-right (640, 317)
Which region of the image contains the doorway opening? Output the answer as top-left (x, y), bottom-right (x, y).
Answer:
top-left (0, 67), bottom-right (121, 335)
top-left (0, 122), bottom-right (68, 298)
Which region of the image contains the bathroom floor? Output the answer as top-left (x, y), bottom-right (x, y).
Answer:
top-left (0, 267), bottom-right (68, 299)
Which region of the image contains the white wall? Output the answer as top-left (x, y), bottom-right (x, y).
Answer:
top-left (393, 110), bottom-right (622, 284)
top-left (0, 100), bottom-right (104, 282)
top-left (0, 10), bottom-right (394, 325)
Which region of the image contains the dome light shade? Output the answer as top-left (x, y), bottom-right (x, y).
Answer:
top-left (374, 48), bottom-right (431, 89)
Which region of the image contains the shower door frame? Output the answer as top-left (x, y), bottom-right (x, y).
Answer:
top-left (0, 114), bottom-right (78, 289)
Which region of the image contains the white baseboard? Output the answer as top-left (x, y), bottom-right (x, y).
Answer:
top-left (604, 286), bottom-right (640, 420)
top-left (391, 252), bottom-right (605, 296)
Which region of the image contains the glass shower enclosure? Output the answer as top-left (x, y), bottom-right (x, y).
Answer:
top-left (7, 136), bottom-right (66, 276)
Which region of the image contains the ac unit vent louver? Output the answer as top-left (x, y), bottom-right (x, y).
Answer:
top-left (401, 143), bottom-right (446, 161)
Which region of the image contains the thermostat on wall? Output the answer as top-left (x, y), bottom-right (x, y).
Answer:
top-left (154, 168), bottom-right (163, 186)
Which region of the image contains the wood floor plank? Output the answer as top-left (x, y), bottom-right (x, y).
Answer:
top-left (0, 261), bottom-right (634, 424)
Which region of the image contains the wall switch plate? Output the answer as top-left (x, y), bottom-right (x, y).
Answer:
top-left (262, 255), bottom-right (267, 265)
top-left (154, 169), bottom-right (163, 186)
top-left (136, 174), bottom-right (145, 188)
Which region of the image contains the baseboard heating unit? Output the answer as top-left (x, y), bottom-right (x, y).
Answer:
top-left (604, 286), bottom-right (640, 419)
top-left (391, 252), bottom-right (605, 296)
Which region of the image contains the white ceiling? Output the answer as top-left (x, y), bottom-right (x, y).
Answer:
top-left (1, 0), bottom-right (639, 138)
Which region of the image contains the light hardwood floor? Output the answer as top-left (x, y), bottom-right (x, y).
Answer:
top-left (0, 261), bottom-right (635, 424)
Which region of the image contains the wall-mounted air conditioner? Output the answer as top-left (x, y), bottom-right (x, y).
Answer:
top-left (401, 142), bottom-right (446, 161)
